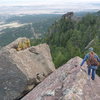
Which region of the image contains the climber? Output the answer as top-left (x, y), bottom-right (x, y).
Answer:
top-left (80, 47), bottom-right (100, 80)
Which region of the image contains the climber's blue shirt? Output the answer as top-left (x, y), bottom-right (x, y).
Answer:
top-left (80, 53), bottom-right (100, 66)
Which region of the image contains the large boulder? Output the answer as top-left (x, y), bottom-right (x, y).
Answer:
top-left (22, 57), bottom-right (100, 100)
top-left (0, 38), bottom-right (55, 100)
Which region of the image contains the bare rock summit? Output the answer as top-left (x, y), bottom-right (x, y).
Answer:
top-left (22, 56), bottom-right (100, 100)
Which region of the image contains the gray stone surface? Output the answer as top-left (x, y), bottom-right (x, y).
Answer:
top-left (0, 38), bottom-right (55, 100)
top-left (22, 57), bottom-right (100, 100)
top-left (0, 51), bottom-right (27, 100)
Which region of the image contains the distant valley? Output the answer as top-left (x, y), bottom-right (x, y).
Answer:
top-left (0, 11), bottom-right (98, 48)
top-left (0, 14), bottom-right (61, 47)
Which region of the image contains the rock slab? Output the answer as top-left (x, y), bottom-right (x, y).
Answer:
top-left (22, 56), bottom-right (100, 100)
top-left (0, 38), bottom-right (55, 100)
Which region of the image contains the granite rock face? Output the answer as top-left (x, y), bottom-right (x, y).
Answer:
top-left (22, 57), bottom-right (100, 100)
top-left (0, 38), bottom-right (55, 100)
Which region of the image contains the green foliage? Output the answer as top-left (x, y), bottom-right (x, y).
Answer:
top-left (54, 51), bottom-right (66, 68)
top-left (31, 12), bottom-right (100, 70)
top-left (50, 46), bottom-right (67, 68)
top-left (0, 14), bottom-right (61, 47)
top-left (30, 39), bottom-right (43, 46)
top-left (43, 12), bottom-right (100, 69)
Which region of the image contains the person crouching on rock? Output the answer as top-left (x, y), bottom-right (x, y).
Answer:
top-left (80, 47), bottom-right (100, 80)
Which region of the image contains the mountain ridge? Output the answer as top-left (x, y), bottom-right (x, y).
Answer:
top-left (22, 56), bottom-right (100, 100)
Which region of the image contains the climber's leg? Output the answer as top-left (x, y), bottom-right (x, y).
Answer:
top-left (91, 69), bottom-right (95, 80)
top-left (91, 66), bottom-right (97, 80)
top-left (88, 66), bottom-right (91, 80)
top-left (88, 66), bottom-right (91, 75)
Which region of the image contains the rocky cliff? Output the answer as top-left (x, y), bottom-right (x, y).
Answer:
top-left (0, 38), bottom-right (55, 100)
top-left (22, 57), bottom-right (100, 100)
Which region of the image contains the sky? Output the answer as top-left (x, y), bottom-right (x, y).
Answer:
top-left (0, 0), bottom-right (100, 14)
top-left (0, 0), bottom-right (100, 5)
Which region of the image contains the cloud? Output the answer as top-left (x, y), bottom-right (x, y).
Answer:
top-left (0, 0), bottom-right (99, 14)
top-left (0, 0), bottom-right (100, 5)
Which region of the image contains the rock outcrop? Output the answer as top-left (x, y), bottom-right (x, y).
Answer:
top-left (22, 57), bottom-right (100, 100)
top-left (63, 12), bottom-right (74, 19)
top-left (62, 12), bottom-right (81, 21)
top-left (0, 38), bottom-right (55, 100)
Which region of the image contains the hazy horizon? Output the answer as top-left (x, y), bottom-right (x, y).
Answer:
top-left (0, 0), bottom-right (100, 15)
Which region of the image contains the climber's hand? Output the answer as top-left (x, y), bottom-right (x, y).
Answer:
top-left (80, 66), bottom-right (87, 73)
top-left (79, 66), bottom-right (83, 71)
top-left (80, 66), bottom-right (83, 69)
top-left (78, 66), bottom-right (82, 69)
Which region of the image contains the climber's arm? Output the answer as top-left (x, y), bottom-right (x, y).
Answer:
top-left (96, 55), bottom-right (100, 62)
top-left (80, 54), bottom-right (89, 66)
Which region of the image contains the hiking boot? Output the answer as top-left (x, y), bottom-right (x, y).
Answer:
top-left (91, 77), bottom-right (95, 80)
